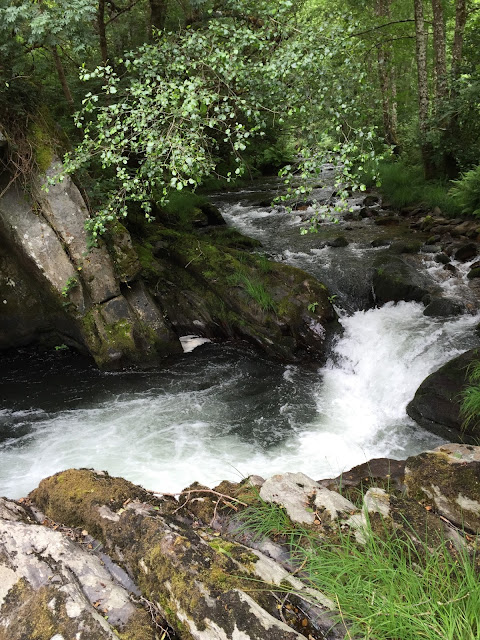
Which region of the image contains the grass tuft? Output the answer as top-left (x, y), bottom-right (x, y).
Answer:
top-left (460, 360), bottom-right (480, 431)
top-left (227, 271), bottom-right (277, 313)
top-left (236, 500), bottom-right (480, 640)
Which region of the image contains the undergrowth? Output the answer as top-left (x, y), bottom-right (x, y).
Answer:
top-left (374, 162), bottom-right (461, 215)
top-left (460, 360), bottom-right (480, 432)
top-left (236, 500), bottom-right (480, 640)
top-left (451, 165), bottom-right (480, 217)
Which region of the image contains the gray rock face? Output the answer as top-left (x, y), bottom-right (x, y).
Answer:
top-left (0, 498), bottom-right (156, 640)
top-left (41, 162), bottom-right (120, 304)
top-left (0, 179), bottom-right (83, 307)
top-left (30, 470), bottom-right (339, 640)
top-left (259, 472), bottom-right (357, 525)
top-left (0, 161), bottom-right (182, 368)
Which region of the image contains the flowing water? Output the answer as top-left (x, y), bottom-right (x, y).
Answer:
top-left (1, 177), bottom-right (479, 498)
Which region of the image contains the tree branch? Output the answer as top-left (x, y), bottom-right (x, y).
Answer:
top-left (350, 18), bottom-right (421, 38)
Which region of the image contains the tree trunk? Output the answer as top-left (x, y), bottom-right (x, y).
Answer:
top-left (50, 46), bottom-right (74, 110)
top-left (375, 0), bottom-right (399, 149)
top-left (443, 0), bottom-right (469, 178)
top-left (452, 0), bottom-right (468, 78)
top-left (149, 0), bottom-right (167, 35)
top-left (414, 0), bottom-right (434, 178)
top-left (431, 0), bottom-right (448, 103)
top-left (97, 0), bottom-right (109, 65)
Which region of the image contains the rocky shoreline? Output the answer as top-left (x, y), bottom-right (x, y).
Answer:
top-left (1, 444), bottom-right (480, 640)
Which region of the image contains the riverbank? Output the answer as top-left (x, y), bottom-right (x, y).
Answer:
top-left (1, 443), bottom-right (479, 640)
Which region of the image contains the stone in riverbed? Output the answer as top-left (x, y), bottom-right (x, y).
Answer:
top-left (423, 297), bottom-right (464, 317)
top-left (454, 242), bottom-right (478, 262)
top-left (467, 267), bottom-right (480, 279)
top-left (372, 254), bottom-right (432, 304)
top-left (327, 235), bottom-right (349, 248)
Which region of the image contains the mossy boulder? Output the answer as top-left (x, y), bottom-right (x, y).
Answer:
top-left (372, 254), bottom-right (431, 304)
top-left (29, 469), bottom-right (330, 640)
top-left (406, 349), bottom-right (480, 442)
top-left (136, 223), bottom-right (338, 363)
top-left (405, 444), bottom-right (480, 532)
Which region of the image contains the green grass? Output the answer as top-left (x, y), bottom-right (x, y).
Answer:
top-left (375, 161), bottom-right (461, 216)
top-left (236, 500), bottom-right (480, 640)
top-left (461, 361), bottom-right (480, 432)
top-left (227, 271), bottom-right (277, 313)
top-left (255, 253), bottom-right (274, 274)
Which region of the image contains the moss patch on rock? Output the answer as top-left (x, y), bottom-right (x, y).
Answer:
top-left (405, 446), bottom-right (480, 532)
top-left (30, 469), bottom-right (159, 539)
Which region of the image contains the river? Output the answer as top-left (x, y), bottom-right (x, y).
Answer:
top-left (1, 176), bottom-right (479, 498)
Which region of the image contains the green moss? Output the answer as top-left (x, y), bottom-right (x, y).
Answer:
top-left (30, 469), bottom-right (157, 540)
top-left (29, 121), bottom-right (54, 173)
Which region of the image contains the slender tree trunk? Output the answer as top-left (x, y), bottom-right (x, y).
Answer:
top-left (414, 0), bottom-right (434, 178)
top-left (98, 0), bottom-right (109, 65)
top-left (443, 0), bottom-right (468, 178)
top-left (149, 0), bottom-right (167, 36)
top-left (452, 0), bottom-right (468, 78)
top-left (51, 46), bottom-right (74, 110)
top-left (431, 0), bottom-right (448, 103)
top-left (375, 0), bottom-right (399, 149)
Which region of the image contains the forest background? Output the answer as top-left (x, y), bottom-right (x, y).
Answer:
top-left (1, 0), bottom-right (480, 232)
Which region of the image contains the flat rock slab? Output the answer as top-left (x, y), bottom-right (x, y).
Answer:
top-left (259, 472), bottom-right (357, 524)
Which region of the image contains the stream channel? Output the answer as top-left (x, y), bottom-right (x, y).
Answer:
top-left (1, 170), bottom-right (480, 498)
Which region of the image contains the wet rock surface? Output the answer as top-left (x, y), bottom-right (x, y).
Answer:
top-left (406, 348), bottom-right (480, 442)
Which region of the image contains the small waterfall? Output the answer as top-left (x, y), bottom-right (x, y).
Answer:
top-left (1, 182), bottom-right (479, 497)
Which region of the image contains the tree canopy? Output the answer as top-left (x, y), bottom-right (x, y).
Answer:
top-left (1, 0), bottom-right (480, 230)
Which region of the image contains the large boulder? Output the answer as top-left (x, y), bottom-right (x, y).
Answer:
top-left (406, 349), bottom-right (480, 442)
top-left (0, 160), bottom-right (182, 368)
top-left (144, 226), bottom-right (339, 363)
top-left (28, 469), bottom-right (342, 640)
